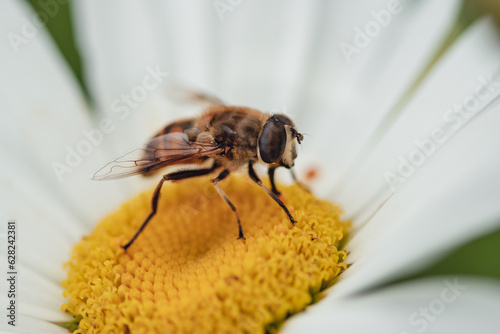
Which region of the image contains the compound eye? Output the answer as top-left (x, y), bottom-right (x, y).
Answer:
top-left (259, 120), bottom-right (286, 163)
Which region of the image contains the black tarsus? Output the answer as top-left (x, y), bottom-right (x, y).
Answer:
top-left (268, 166), bottom-right (281, 196)
top-left (211, 169), bottom-right (245, 240)
top-left (122, 163), bottom-right (219, 251)
top-left (248, 161), bottom-right (295, 225)
top-left (123, 160), bottom-right (301, 251)
top-left (290, 168), bottom-right (311, 193)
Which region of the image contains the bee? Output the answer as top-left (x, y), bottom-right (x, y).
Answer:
top-left (93, 96), bottom-right (304, 251)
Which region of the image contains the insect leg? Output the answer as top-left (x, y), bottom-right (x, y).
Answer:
top-left (290, 168), bottom-right (311, 193)
top-left (211, 170), bottom-right (245, 240)
top-left (268, 166), bottom-right (281, 196)
top-left (248, 161), bottom-right (295, 225)
top-left (122, 164), bottom-right (219, 251)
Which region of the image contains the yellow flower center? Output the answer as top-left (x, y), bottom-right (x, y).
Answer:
top-left (61, 175), bottom-right (350, 333)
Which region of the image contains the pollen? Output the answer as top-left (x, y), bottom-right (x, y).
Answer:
top-left (61, 175), bottom-right (350, 334)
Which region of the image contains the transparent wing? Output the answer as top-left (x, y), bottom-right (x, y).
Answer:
top-left (165, 84), bottom-right (225, 106)
top-left (92, 132), bottom-right (222, 180)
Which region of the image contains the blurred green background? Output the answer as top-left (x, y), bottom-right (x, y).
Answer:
top-left (26, 0), bottom-right (500, 287)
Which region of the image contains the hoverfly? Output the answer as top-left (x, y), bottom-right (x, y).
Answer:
top-left (93, 94), bottom-right (304, 251)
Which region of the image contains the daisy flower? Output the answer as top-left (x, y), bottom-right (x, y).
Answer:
top-left (1, 0), bottom-right (500, 333)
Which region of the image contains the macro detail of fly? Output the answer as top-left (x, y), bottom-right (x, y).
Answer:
top-left (93, 93), bottom-right (304, 251)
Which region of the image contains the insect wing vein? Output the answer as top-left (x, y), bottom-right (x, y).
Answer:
top-left (92, 132), bottom-right (221, 180)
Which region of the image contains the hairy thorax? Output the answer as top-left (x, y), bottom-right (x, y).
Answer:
top-left (197, 106), bottom-right (268, 170)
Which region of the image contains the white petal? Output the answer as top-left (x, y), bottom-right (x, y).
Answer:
top-left (0, 0), bottom-right (131, 321)
top-left (73, 0), bottom-right (324, 109)
top-left (324, 18), bottom-right (500, 297)
top-left (0, 263), bottom-right (69, 322)
top-left (0, 313), bottom-right (69, 333)
top-left (338, 16), bottom-right (500, 222)
top-left (0, 0), bottom-right (128, 223)
top-left (0, 148), bottom-right (85, 280)
top-left (293, 0), bottom-right (461, 195)
top-left (282, 277), bottom-right (500, 334)
top-left (73, 0), bottom-right (193, 154)
top-left (0, 157), bottom-right (75, 317)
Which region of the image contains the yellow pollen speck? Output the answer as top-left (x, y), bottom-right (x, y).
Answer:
top-left (61, 175), bottom-right (351, 334)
